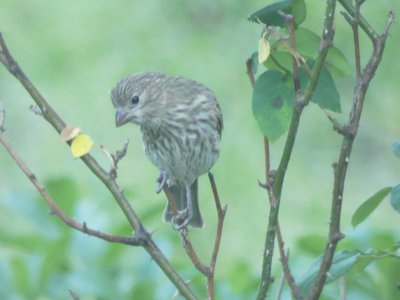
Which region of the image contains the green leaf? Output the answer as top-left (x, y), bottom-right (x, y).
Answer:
top-left (252, 70), bottom-right (294, 142)
top-left (299, 64), bottom-right (341, 112)
top-left (248, 0), bottom-right (306, 27)
top-left (295, 28), bottom-right (351, 77)
top-left (392, 140), bottom-right (400, 158)
top-left (264, 27), bottom-right (350, 80)
top-left (298, 250), bottom-right (360, 296)
top-left (351, 187), bottom-right (392, 227)
top-left (264, 51), bottom-right (292, 73)
top-left (294, 27), bottom-right (320, 57)
top-left (390, 184), bottom-right (400, 213)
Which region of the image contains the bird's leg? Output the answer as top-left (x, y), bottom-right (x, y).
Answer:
top-left (155, 170), bottom-right (166, 194)
top-left (173, 183), bottom-right (192, 230)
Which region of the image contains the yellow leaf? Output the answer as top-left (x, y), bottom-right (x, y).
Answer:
top-left (60, 125), bottom-right (81, 142)
top-left (71, 134), bottom-right (94, 158)
top-left (258, 38), bottom-right (270, 64)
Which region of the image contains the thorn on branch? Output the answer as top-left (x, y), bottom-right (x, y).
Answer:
top-left (83, 222), bottom-right (88, 233)
top-left (29, 104), bottom-right (44, 116)
top-left (258, 180), bottom-right (269, 190)
top-left (0, 101), bottom-right (5, 132)
top-left (325, 111), bottom-right (348, 135)
top-left (108, 139), bottom-right (129, 178)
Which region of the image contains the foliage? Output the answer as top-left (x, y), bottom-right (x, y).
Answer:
top-left (1, 0), bottom-right (399, 299)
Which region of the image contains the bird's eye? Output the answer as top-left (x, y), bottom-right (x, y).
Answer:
top-left (131, 95), bottom-right (140, 104)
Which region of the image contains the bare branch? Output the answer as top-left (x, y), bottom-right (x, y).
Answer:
top-left (255, 2), bottom-right (338, 298)
top-left (309, 10), bottom-right (395, 300)
top-left (68, 289), bottom-right (80, 300)
top-left (276, 224), bottom-right (302, 299)
top-left (0, 130), bottom-right (142, 246)
top-left (0, 33), bottom-right (198, 300)
top-left (176, 173), bottom-right (226, 300)
top-left (0, 101), bottom-right (5, 131)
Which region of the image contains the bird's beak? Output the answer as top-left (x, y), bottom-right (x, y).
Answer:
top-left (115, 109), bottom-right (131, 127)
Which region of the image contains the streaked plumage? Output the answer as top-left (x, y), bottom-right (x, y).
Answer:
top-left (111, 72), bottom-right (223, 228)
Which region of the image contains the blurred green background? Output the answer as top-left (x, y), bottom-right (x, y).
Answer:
top-left (1, 1), bottom-right (400, 299)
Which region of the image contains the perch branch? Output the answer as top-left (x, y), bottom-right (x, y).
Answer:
top-left (0, 130), bottom-right (142, 246)
top-left (255, 1), bottom-right (340, 296)
top-left (0, 33), bottom-right (198, 300)
top-left (309, 10), bottom-right (395, 300)
top-left (178, 173), bottom-right (226, 300)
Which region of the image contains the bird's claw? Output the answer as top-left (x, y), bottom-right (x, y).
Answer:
top-left (172, 209), bottom-right (190, 230)
top-left (155, 171), bottom-right (166, 194)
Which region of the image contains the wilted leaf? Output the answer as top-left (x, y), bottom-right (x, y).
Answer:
top-left (258, 38), bottom-right (271, 63)
top-left (392, 140), bottom-right (400, 158)
top-left (248, 51), bottom-right (259, 75)
top-left (248, 0), bottom-right (306, 27)
top-left (390, 184), bottom-right (400, 213)
top-left (252, 70), bottom-right (294, 142)
top-left (60, 125), bottom-right (81, 142)
top-left (71, 134), bottom-right (94, 158)
top-left (351, 187), bottom-right (392, 227)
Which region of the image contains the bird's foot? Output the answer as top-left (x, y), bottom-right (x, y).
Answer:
top-left (155, 170), bottom-right (166, 194)
top-left (172, 209), bottom-right (191, 230)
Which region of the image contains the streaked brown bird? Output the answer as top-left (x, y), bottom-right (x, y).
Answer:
top-left (111, 72), bottom-right (223, 228)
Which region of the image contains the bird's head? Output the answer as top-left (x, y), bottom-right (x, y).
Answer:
top-left (111, 72), bottom-right (166, 127)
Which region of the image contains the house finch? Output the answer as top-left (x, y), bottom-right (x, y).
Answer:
top-left (111, 72), bottom-right (223, 228)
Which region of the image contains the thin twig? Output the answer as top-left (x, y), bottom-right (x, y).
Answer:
top-left (274, 269), bottom-right (286, 300)
top-left (108, 139), bottom-right (129, 178)
top-left (324, 110), bottom-right (347, 135)
top-left (207, 172), bottom-right (227, 300)
top-left (68, 289), bottom-right (80, 300)
top-left (256, 8), bottom-right (314, 299)
top-left (271, 20), bottom-right (303, 292)
top-left (111, 139), bottom-right (129, 167)
top-left (0, 130), bottom-right (142, 246)
top-left (275, 224), bottom-right (302, 299)
top-left (208, 172), bottom-right (227, 272)
top-left (163, 185), bottom-right (179, 215)
top-left (0, 33), bottom-right (198, 300)
top-left (339, 276), bottom-right (347, 300)
top-left (180, 230), bottom-right (211, 276)
top-left (178, 173), bottom-right (226, 300)
top-left (338, 0), bottom-right (378, 41)
top-left (309, 10), bottom-right (395, 300)
top-left (353, 2), bottom-right (362, 78)
top-left (0, 101), bottom-right (5, 131)
top-left (245, 57), bottom-right (256, 86)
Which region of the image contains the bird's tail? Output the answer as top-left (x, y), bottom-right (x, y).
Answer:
top-left (163, 180), bottom-right (204, 228)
